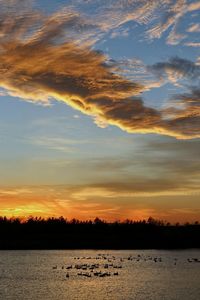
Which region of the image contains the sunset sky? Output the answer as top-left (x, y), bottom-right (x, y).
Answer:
top-left (0, 0), bottom-right (199, 222)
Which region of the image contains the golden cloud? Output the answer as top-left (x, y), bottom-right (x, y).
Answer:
top-left (0, 2), bottom-right (199, 139)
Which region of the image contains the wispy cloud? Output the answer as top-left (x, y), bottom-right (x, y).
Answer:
top-left (145, 0), bottom-right (200, 45)
top-left (187, 23), bottom-right (200, 32)
top-left (31, 137), bottom-right (77, 153)
top-left (184, 42), bottom-right (200, 47)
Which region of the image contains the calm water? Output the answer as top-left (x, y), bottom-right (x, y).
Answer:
top-left (0, 250), bottom-right (200, 300)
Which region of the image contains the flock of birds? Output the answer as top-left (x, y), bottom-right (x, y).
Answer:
top-left (52, 253), bottom-right (200, 279)
top-left (52, 254), bottom-right (122, 278)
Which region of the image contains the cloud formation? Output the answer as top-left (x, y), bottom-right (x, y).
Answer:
top-left (71, 0), bottom-right (200, 45)
top-left (148, 56), bottom-right (200, 84)
top-left (0, 1), bottom-right (199, 139)
top-left (187, 23), bottom-right (200, 33)
top-left (168, 88), bottom-right (200, 120)
top-left (184, 42), bottom-right (200, 47)
top-left (145, 0), bottom-right (200, 44)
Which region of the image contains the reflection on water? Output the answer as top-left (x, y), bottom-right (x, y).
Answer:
top-left (0, 250), bottom-right (200, 300)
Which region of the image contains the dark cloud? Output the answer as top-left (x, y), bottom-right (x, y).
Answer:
top-left (148, 57), bottom-right (200, 81)
top-left (175, 87), bottom-right (200, 108)
top-left (58, 137), bottom-right (199, 197)
top-left (163, 87), bottom-right (200, 137)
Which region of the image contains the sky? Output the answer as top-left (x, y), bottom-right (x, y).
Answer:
top-left (0, 0), bottom-right (199, 222)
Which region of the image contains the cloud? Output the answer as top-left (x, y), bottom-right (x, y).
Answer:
top-left (167, 87), bottom-right (200, 118)
top-left (145, 0), bottom-right (200, 45)
top-left (148, 56), bottom-right (200, 83)
top-left (161, 87), bottom-right (199, 133)
top-left (184, 42), bottom-right (200, 47)
top-left (147, 57), bottom-right (200, 138)
top-left (0, 89), bottom-right (7, 96)
top-left (187, 23), bottom-right (200, 32)
top-left (187, 1), bottom-right (200, 11)
top-left (167, 24), bottom-right (187, 45)
top-left (0, 2), bottom-right (199, 139)
top-left (82, 0), bottom-right (200, 47)
top-left (31, 137), bottom-right (78, 153)
top-left (147, 0), bottom-right (187, 40)
top-left (85, 139), bottom-right (200, 196)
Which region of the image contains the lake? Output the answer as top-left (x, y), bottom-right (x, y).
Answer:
top-left (0, 250), bottom-right (200, 300)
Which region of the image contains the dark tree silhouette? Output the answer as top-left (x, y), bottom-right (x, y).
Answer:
top-left (0, 216), bottom-right (199, 249)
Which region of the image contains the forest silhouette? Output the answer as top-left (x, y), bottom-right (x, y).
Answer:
top-left (0, 216), bottom-right (199, 249)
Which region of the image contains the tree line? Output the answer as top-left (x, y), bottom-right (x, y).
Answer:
top-left (0, 216), bottom-right (199, 249)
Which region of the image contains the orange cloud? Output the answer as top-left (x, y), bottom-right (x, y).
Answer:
top-left (0, 2), bottom-right (199, 139)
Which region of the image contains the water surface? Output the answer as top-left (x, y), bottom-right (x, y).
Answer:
top-left (0, 250), bottom-right (200, 300)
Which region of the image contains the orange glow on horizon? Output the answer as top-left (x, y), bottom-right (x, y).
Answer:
top-left (0, 186), bottom-right (199, 224)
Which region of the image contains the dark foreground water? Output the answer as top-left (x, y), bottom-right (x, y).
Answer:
top-left (0, 250), bottom-right (200, 300)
